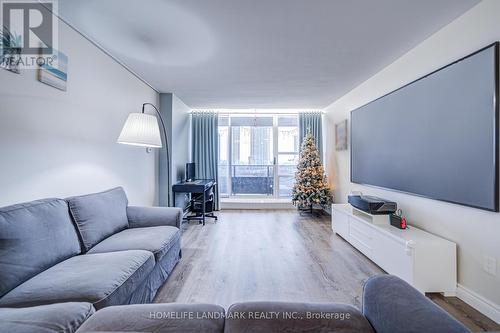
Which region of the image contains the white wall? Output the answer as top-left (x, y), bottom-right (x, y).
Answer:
top-left (325, 0), bottom-right (500, 320)
top-left (0, 20), bottom-right (159, 206)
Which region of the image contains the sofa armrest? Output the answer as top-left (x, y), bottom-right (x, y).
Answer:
top-left (0, 302), bottom-right (95, 333)
top-left (362, 275), bottom-right (470, 333)
top-left (127, 206), bottom-right (182, 229)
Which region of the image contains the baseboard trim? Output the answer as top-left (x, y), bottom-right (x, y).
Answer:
top-left (456, 284), bottom-right (500, 324)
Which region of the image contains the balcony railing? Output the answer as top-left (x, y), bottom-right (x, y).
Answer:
top-left (231, 164), bottom-right (274, 195)
top-left (218, 164), bottom-right (296, 197)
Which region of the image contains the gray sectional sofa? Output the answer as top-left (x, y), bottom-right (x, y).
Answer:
top-left (0, 188), bottom-right (475, 332)
top-left (74, 275), bottom-right (471, 333)
top-left (74, 275), bottom-right (473, 333)
top-left (0, 187), bottom-right (182, 310)
top-left (0, 275), bottom-right (473, 333)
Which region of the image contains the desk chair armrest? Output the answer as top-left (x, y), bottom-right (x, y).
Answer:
top-left (127, 206), bottom-right (182, 229)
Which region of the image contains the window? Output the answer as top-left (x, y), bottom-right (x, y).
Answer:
top-left (218, 116), bottom-right (229, 196)
top-left (218, 114), bottom-right (299, 198)
top-left (277, 116), bottom-right (299, 197)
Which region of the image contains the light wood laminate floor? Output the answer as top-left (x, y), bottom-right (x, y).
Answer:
top-left (155, 209), bottom-right (500, 332)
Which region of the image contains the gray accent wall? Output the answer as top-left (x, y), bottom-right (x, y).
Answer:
top-left (159, 93), bottom-right (173, 207)
top-left (159, 93), bottom-right (191, 208)
top-left (171, 95), bottom-right (191, 194)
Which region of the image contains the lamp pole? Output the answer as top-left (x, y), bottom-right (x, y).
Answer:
top-left (141, 103), bottom-right (171, 207)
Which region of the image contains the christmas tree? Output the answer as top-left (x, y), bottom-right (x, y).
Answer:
top-left (292, 132), bottom-right (333, 211)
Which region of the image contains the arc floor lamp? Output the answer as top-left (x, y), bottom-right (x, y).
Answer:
top-left (117, 103), bottom-right (171, 206)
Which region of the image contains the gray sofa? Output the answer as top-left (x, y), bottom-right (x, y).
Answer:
top-left (0, 187), bottom-right (182, 311)
top-left (0, 275), bottom-right (473, 333)
top-left (74, 275), bottom-right (471, 333)
top-left (0, 189), bottom-right (474, 332)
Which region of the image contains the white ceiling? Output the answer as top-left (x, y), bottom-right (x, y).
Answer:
top-left (58, 0), bottom-right (480, 109)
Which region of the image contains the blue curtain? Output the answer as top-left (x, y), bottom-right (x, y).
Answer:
top-left (191, 111), bottom-right (219, 210)
top-left (299, 111), bottom-right (323, 160)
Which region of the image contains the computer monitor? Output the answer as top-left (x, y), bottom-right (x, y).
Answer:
top-left (186, 162), bottom-right (195, 181)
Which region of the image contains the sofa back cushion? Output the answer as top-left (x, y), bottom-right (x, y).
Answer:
top-left (67, 187), bottom-right (129, 252)
top-left (225, 302), bottom-right (375, 333)
top-left (0, 198), bottom-right (81, 297)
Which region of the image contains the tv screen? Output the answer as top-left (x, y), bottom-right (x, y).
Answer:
top-left (351, 43), bottom-right (498, 212)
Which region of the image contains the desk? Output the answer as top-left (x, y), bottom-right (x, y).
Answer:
top-left (172, 179), bottom-right (215, 225)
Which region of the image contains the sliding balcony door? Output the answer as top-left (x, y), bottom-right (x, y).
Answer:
top-left (218, 114), bottom-right (299, 199)
top-left (230, 116), bottom-right (274, 196)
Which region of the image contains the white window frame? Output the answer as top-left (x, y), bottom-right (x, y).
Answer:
top-left (218, 113), bottom-right (299, 199)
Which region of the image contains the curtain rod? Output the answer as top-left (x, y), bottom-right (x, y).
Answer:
top-left (190, 110), bottom-right (324, 115)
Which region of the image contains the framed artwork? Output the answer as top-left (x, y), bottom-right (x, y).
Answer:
top-left (38, 50), bottom-right (68, 91)
top-left (335, 119), bottom-right (348, 151)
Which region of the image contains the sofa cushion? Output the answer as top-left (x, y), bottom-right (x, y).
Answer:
top-left (225, 301), bottom-right (375, 333)
top-left (0, 198), bottom-right (81, 298)
top-left (76, 303), bottom-right (225, 333)
top-left (0, 250), bottom-right (154, 310)
top-left (87, 226), bottom-right (180, 261)
top-left (0, 302), bottom-right (94, 333)
top-left (67, 187), bottom-right (129, 252)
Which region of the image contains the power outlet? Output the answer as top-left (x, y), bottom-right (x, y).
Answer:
top-left (483, 255), bottom-right (497, 276)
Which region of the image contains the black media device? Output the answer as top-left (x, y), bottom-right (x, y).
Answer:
top-left (348, 195), bottom-right (397, 215)
top-left (186, 163), bottom-right (195, 181)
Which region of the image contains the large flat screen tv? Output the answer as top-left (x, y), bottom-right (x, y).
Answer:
top-left (351, 43), bottom-right (499, 212)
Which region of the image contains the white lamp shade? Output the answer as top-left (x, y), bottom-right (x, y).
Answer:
top-left (117, 113), bottom-right (162, 148)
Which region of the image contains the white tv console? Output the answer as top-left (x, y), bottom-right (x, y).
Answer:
top-left (332, 204), bottom-right (457, 295)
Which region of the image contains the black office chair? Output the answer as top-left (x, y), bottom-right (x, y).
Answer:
top-left (187, 187), bottom-right (217, 222)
